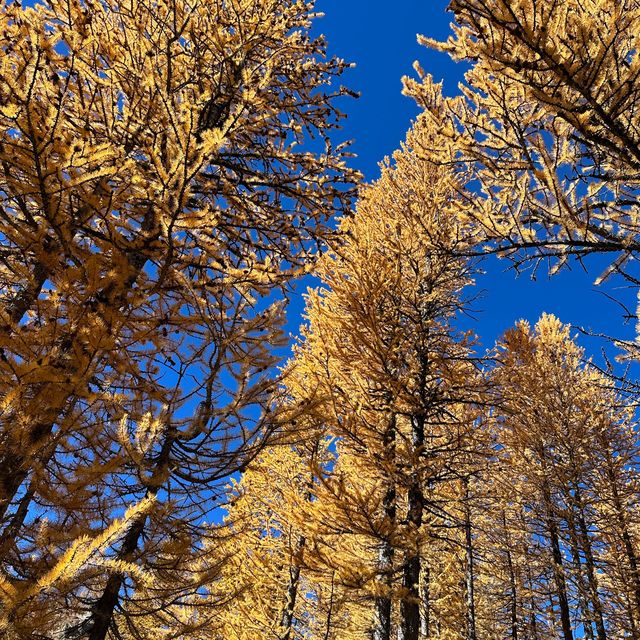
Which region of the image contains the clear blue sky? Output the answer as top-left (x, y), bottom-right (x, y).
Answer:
top-left (286, 0), bottom-right (638, 367)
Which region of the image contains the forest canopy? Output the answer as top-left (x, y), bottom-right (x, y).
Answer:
top-left (1, 1), bottom-right (640, 639)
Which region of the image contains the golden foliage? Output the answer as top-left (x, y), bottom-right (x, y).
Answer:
top-left (405, 0), bottom-right (640, 283)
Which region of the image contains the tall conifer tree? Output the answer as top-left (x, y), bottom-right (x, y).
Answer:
top-left (268, 116), bottom-right (486, 640)
top-left (490, 314), bottom-right (640, 639)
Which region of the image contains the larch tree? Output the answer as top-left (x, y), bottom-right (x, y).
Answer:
top-left (211, 444), bottom-right (317, 640)
top-left (0, 0), bottom-right (358, 637)
top-left (6, 0), bottom-right (640, 638)
top-left (490, 314), bottom-right (640, 639)
top-left (213, 438), bottom-right (365, 640)
top-left (275, 115), bottom-right (487, 640)
top-left (404, 0), bottom-right (640, 288)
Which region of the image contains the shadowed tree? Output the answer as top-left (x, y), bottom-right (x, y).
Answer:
top-left (0, 0), bottom-right (359, 636)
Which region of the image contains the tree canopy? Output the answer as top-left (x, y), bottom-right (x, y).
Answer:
top-left (2, 1), bottom-right (640, 639)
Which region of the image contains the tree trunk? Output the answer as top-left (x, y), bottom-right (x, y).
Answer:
top-left (502, 510), bottom-right (518, 640)
top-left (566, 508), bottom-right (595, 640)
top-left (542, 483), bottom-right (574, 640)
top-left (373, 415), bottom-right (396, 640)
top-left (282, 443), bottom-right (320, 640)
top-left (86, 513), bottom-right (147, 640)
top-left (6, 256), bottom-right (49, 325)
top-left (573, 486), bottom-right (606, 640)
top-left (399, 413), bottom-right (425, 640)
top-left (323, 571), bottom-right (335, 640)
top-left (281, 535), bottom-right (305, 640)
top-left (399, 552), bottom-right (421, 640)
top-left (374, 532), bottom-right (394, 640)
top-left (522, 541), bottom-right (540, 640)
top-left (421, 565), bottom-right (431, 639)
top-left (0, 430), bottom-right (60, 548)
top-left (464, 478), bottom-right (477, 640)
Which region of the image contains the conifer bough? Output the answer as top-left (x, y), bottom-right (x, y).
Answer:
top-left (406, 0), bottom-right (640, 283)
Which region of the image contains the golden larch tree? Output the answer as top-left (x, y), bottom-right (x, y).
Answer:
top-left (490, 314), bottom-right (640, 639)
top-left (275, 114), bottom-right (487, 640)
top-left (0, 0), bottom-right (359, 637)
top-left (405, 0), bottom-right (640, 288)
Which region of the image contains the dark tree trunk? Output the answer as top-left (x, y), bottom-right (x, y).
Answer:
top-left (573, 486), bottom-right (606, 640)
top-left (374, 525), bottom-right (394, 640)
top-left (281, 535), bottom-right (305, 640)
top-left (323, 571), bottom-right (335, 640)
top-left (464, 479), bottom-right (477, 640)
top-left (566, 511), bottom-right (594, 640)
top-left (6, 257), bottom-right (49, 325)
top-left (0, 433), bottom-right (60, 548)
top-left (502, 510), bottom-right (519, 640)
top-left (399, 553), bottom-right (421, 640)
top-left (86, 514), bottom-right (147, 640)
top-left (399, 409), bottom-right (425, 640)
top-left (543, 486), bottom-right (574, 640)
top-left (282, 443), bottom-right (320, 640)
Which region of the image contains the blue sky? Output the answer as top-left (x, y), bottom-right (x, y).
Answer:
top-left (287, 0), bottom-right (639, 367)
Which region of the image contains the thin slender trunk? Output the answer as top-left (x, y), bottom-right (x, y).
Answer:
top-left (421, 565), bottom-right (431, 639)
top-left (542, 486), bottom-right (574, 640)
top-left (566, 510), bottom-right (594, 640)
top-left (548, 522), bottom-right (574, 640)
top-left (399, 413), bottom-right (425, 640)
top-left (507, 551), bottom-right (519, 640)
top-left (573, 486), bottom-right (606, 640)
top-left (523, 547), bottom-right (540, 640)
top-left (464, 479), bottom-right (477, 640)
top-left (323, 571), bottom-right (335, 640)
top-left (281, 535), bottom-right (305, 640)
top-left (603, 450), bottom-right (640, 638)
top-left (0, 428), bottom-right (61, 546)
top-left (502, 510), bottom-right (518, 640)
top-left (0, 332), bottom-right (98, 520)
top-left (282, 442), bottom-right (320, 640)
top-left (373, 415), bottom-right (396, 640)
top-left (0, 384), bottom-right (69, 521)
top-left (517, 510), bottom-right (540, 640)
top-left (374, 527), bottom-right (394, 640)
